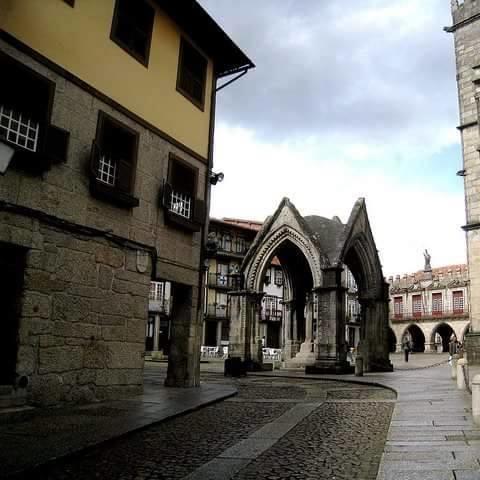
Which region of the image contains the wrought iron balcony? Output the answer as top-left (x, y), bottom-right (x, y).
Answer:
top-left (206, 304), bottom-right (229, 319)
top-left (391, 305), bottom-right (469, 321)
top-left (207, 273), bottom-right (241, 289)
top-left (260, 295), bottom-right (283, 322)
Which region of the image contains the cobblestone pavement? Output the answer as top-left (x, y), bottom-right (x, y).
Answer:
top-left (21, 374), bottom-right (394, 480)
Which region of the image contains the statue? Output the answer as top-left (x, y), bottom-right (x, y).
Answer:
top-left (423, 249), bottom-right (432, 272)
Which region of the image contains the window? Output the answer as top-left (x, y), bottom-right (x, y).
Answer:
top-left (235, 237), bottom-right (246, 254)
top-left (177, 38), bottom-right (208, 109)
top-left (217, 263), bottom-right (229, 287)
top-left (432, 293), bottom-right (443, 315)
top-left (412, 295), bottom-right (422, 317)
top-left (222, 234), bottom-right (232, 252)
top-left (453, 291), bottom-right (464, 314)
top-left (274, 269), bottom-right (283, 286)
top-left (0, 53), bottom-right (69, 171)
top-left (149, 281), bottom-right (164, 301)
top-left (111, 0), bottom-right (155, 66)
top-left (161, 154), bottom-right (205, 231)
top-left (393, 297), bottom-right (403, 319)
top-left (90, 112), bottom-right (139, 208)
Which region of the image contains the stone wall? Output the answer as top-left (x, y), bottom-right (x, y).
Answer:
top-left (0, 212), bottom-right (151, 404)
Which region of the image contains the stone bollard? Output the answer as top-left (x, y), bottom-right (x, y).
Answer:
top-left (457, 358), bottom-right (467, 390)
top-left (355, 356), bottom-right (363, 377)
top-left (451, 354), bottom-right (459, 380)
top-left (472, 375), bottom-right (480, 426)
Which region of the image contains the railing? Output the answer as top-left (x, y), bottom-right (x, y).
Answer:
top-left (262, 348), bottom-right (282, 361)
top-left (207, 273), bottom-right (241, 289)
top-left (391, 306), bottom-right (469, 321)
top-left (216, 241), bottom-right (250, 256)
top-left (261, 295), bottom-right (283, 322)
top-left (206, 304), bottom-right (229, 319)
top-left (201, 346), bottom-right (228, 359)
top-left (148, 297), bottom-right (170, 314)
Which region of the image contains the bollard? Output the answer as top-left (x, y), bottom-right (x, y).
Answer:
top-left (457, 358), bottom-right (467, 390)
top-left (355, 356), bottom-right (363, 377)
top-left (472, 375), bottom-right (480, 426)
top-left (451, 354), bottom-right (459, 380)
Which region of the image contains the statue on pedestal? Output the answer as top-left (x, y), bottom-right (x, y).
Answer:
top-left (423, 249), bottom-right (432, 272)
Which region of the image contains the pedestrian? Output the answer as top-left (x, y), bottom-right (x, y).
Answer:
top-left (402, 337), bottom-right (411, 362)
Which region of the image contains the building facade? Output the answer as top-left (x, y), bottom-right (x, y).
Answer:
top-left (388, 264), bottom-right (470, 353)
top-left (448, 0), bottom-right (480, 378)
top-left (0, 0), bottom-right (252, 406)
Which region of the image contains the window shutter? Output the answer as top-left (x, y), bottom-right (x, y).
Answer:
top-left (45, 125), bottom-right (70, 164)
top-left (160, 179), bottom-right (173, 208)
top-left (90, 140), bottom-right (101, 178)
top-left (116, 158), bottom-right (133, 193)
top-left (193, 199), bottom-right (206, 225)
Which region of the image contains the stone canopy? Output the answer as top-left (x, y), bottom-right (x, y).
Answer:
top-left (229, 197), bottom-right (392, 374)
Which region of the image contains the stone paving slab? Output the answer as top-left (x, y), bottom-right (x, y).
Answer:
top-left (248, 359), bottom-right (480, 480)
top-left (0, 382), bottom-right (237, 477)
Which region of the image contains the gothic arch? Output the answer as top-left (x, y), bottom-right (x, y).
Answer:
top-left (244, 225), bottom-right (322, 292)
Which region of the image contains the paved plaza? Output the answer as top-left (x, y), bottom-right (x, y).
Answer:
top-left (1, 354), bottom-right (480, 480)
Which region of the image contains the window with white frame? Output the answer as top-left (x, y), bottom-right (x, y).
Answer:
top-left (412, 295), bottom-right (422, 316)
top-left (96, 154), bottom-right (117, 186)
top-left (274, 268), bottom-right (283, 286)
top-left (432, 293), bottom-right (443, 314)
top-left (91, 112), bottom-right (138, 206)
top-left (394, 297), bottom-right (403, 317)
top-left (453, 291), bottom-right (464, 313)
top-left (169, 190), bottom-right (192, 219)
top-left (166, 155), bottom-right (197, 221)
top-left (0, 106), bottom-right (39, 152)
top-left (149, 281), bottom-right (164, 301)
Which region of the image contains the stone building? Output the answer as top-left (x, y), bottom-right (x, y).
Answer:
top-left (448, 0), bottom-right (480, 380)
top-left (0, 0), bottom-right (253, 406)
top-left (228, 198), bottom-right (391, 374)
top-left (388, 263), bottom-right (470, 353)
top-left (204, 218), bottom-right (286, 350)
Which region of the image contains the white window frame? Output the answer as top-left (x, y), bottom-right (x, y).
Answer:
top-left (0, 105), bottom-right (39, 152)
top-left (169, 190), bottom-right (192, 219)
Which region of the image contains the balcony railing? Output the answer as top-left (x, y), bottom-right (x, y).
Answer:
top-left (261, 295), bottom-right (283, 322)
top-left (391, 305), bottom-right (469, 321)
top-left (216, 242), bottom-right (250, 256)
top-left (207, 273), bottom-right (241, 289)
top-left (148, 297), bottom-right (171, 315)
top-left (206, 304), bottom-right (229, 319)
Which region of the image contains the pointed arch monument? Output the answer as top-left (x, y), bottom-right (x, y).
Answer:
top-left (228, 198), bottom-right (392, 374)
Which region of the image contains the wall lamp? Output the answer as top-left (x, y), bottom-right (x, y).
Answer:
top-left (209, 171), bottom-right (224, 185)
top-left (0, 141), bottom-right (15, 175)
top-left (456, 169), bottom-right (467, 177)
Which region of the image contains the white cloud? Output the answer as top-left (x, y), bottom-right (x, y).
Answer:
top-left (210, 124), bottom-right (466, 277)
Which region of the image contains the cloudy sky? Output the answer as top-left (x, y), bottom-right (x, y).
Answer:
top-left (200, 0), bottom-right (465, 277)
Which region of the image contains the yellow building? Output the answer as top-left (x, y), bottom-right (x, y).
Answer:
top-left (0, 0), bottom-right (253, 406)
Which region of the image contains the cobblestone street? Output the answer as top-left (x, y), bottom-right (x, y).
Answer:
top-left (21, 369), bottom-right (394, 480)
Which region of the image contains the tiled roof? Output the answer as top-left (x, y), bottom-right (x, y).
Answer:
top-left (389, 264), bottom-right (468, 292)
top-left (216, 217), bottom-right (263, 231)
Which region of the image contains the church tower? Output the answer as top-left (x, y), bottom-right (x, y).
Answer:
top-left (447, 0), bottom-right (480, 372)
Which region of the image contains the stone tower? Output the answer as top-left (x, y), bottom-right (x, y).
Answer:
top-left (448, 0), bottom-right (480, 375)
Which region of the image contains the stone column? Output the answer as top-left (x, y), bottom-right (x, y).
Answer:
top-left (283, 300), bottom-right (294, 360)
top-left (216, 320), bottom-right (222, 346)
top-left (165, 285), bottom-right (200, 387)
top-left (153, 314), bottom-right (160, 352)
top-left (309, 267), bottom-right (350, 374)
top-left (227, 290), bottom-right (264, 365)
top-left (299, 295), bottom-right (314, 356)
top-left (227, 292), bottom-right (247, 359)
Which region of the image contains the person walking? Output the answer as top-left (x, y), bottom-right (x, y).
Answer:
top-left (402, 337), bottom-right (411, 362)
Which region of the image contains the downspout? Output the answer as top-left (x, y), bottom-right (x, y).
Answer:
top-left (197, 68), bottom-right (218, 356)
